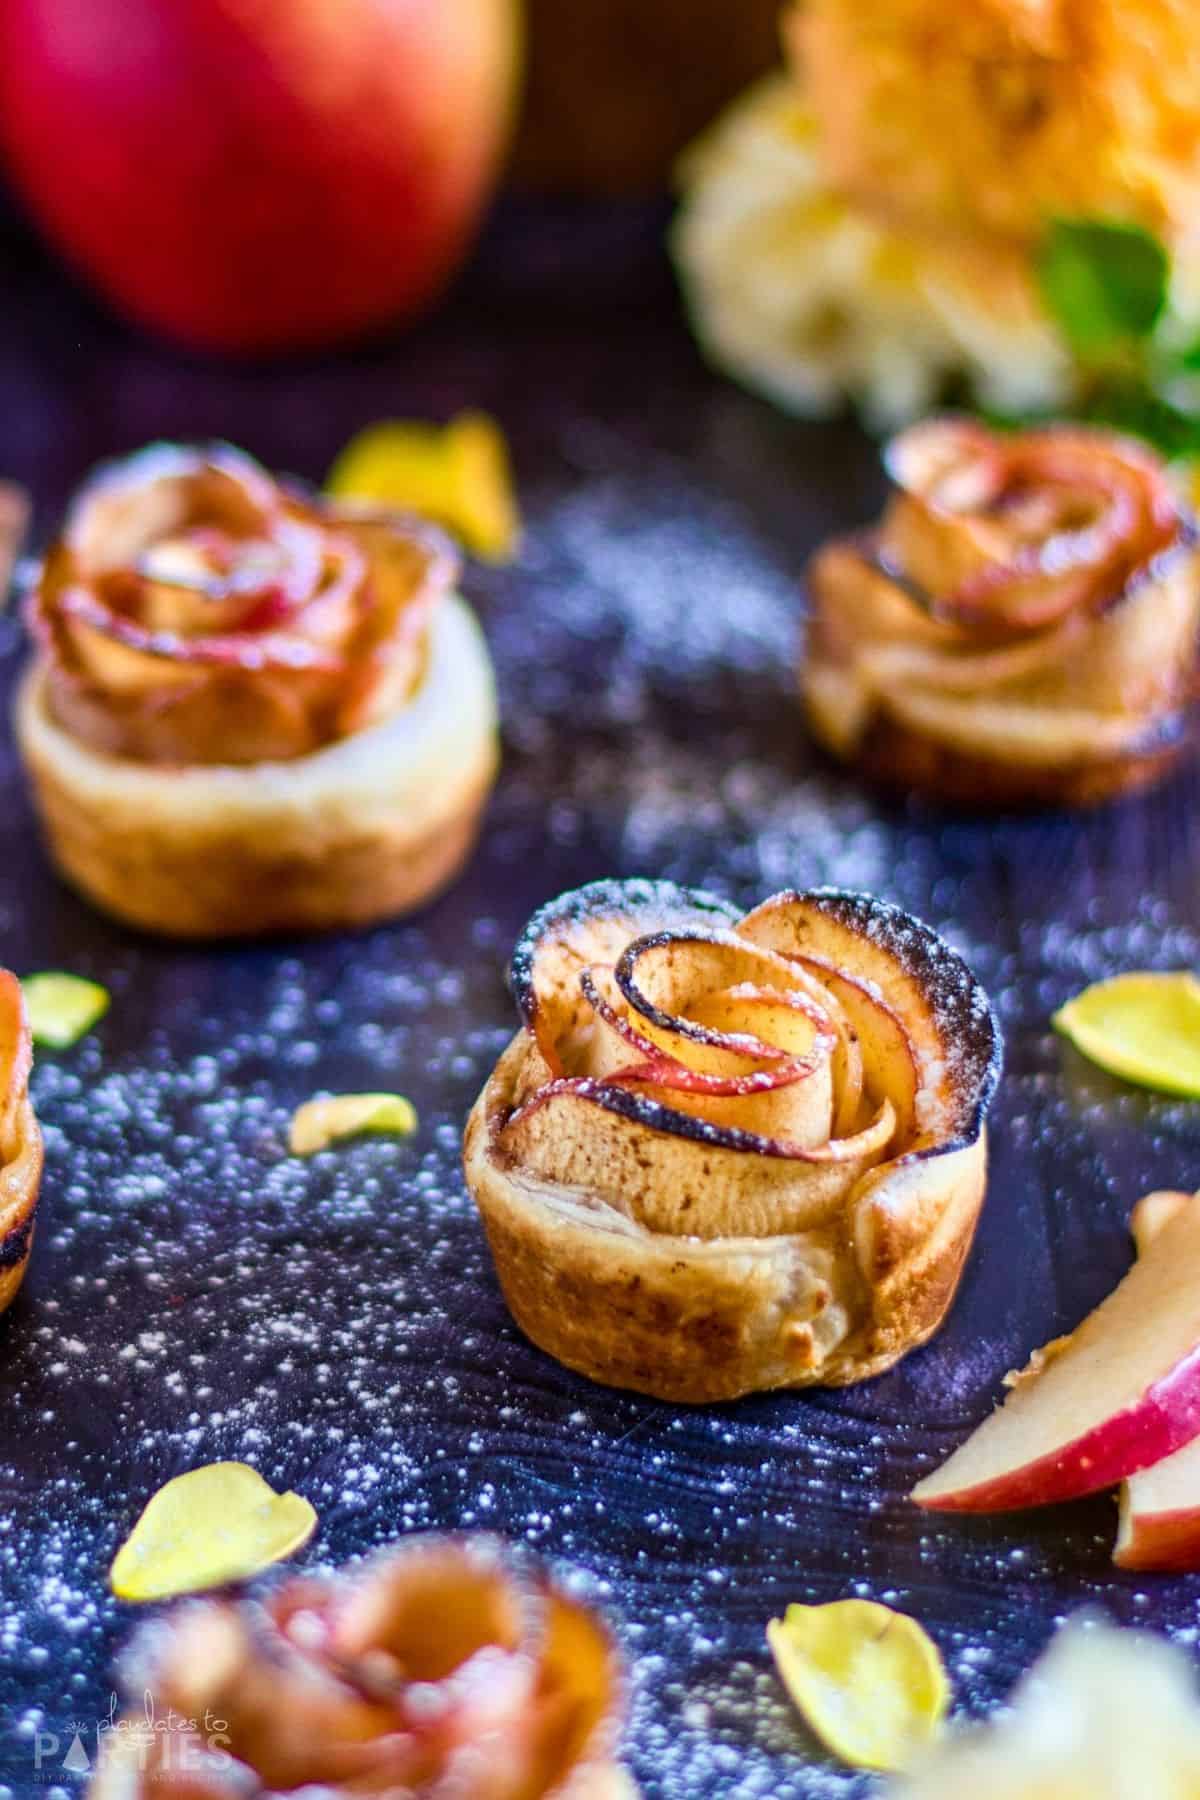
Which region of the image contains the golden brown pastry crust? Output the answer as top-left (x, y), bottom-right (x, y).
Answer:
top-left (0, 978), bottom-right (43, 1316)
top-left (17, 593), bottom-right (498, 938)
top-left (464, 880), bottom-right (1000, 1403)
top-left (802, 418), bottom-right (1200, 810)
top-left (88, 1536), bottom-right (635, 1799)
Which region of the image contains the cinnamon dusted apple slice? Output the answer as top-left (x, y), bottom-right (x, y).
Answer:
top-left (913, 1192), bottom-right (1200, 1512)
top-left (465, 880), bottom-right (999, 1402)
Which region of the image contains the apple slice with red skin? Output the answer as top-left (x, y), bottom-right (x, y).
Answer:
top-left (1113, 1190), bottom-right (1200, 1571)
top-left (913, 1190), bottom-right (1200, 1512)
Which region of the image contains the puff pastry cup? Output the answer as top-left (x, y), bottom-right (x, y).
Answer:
top-left (464, 879), bottom-right (1001, 1403)
top-left (16, 444), bottom-right (499, 938)
top-left (0, 974), bottom-right (41, 1316)
top-left (90, 1535), bottom-right (635, 1800)
top-left (803, 418), bottom-right (1200, 808)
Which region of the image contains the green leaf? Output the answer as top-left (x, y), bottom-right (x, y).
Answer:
top-left (1036, 218), bottom-right (1168, 356)
top-left (1082, 380), bottom-right (1200, 458)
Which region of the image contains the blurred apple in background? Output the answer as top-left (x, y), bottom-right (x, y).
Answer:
top-left (0, 0), bottom-right (520, 354)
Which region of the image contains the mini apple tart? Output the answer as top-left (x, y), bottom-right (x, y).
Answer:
top-left (803, 418), bottom-right (1200, 808)
top-left (0, 975), bottom-right (41, 1316)
top-left (16, 444), bottom-right (499, 937)
top-left (464, 879), bottom-right (1000, 1402)
top-left (90, 1535), bottom-right (635, 1800)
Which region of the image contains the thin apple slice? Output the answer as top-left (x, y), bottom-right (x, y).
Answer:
top-left (1116, 1435), bottom-right (1200, 1571)
top-left (913, 1194), bottom-right (1200, 1512)
top-left (1115, 1189), bottom-right (1200, 1571)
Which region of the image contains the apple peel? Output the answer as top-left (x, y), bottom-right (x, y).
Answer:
top-left (327, 411), bottom-right (521, 563)
top-left (913, 1188), bottom-right (1200, 1512)
top-left (22, 971), bottom-right (109, 1049)
top-left (288, 1092), bottom-right (417, 1156)
top-left (768, 1599), bottom-right (949, 1772)
top-left (110, 1462), bottom-right (317, 1602)
top-left (465, 879), bottom-right (1000, 1401)
top-left (1053, 972), bottom-right (1200, 1097)
top-left (1115, 1188), bottom-right (1200, 1571)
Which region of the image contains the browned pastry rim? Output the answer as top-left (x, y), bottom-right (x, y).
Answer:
top-left (845, 707), bottom-right (1192, 811)
top-left (465, 880), bottom-right (1001, 1403)
top-left (15, 593), bottom-right (499, 938)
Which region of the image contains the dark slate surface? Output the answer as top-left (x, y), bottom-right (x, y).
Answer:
top-left (1, 204), bottom-right (1199, 1797)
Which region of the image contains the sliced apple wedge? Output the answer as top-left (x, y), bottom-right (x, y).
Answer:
top-left (1116, 1436), bottom-right (1200, 1571)
top-left (1115, 1189), bottom-right (1200, 1571)
top-left (913, 1194), bottom-right (1200, 1512)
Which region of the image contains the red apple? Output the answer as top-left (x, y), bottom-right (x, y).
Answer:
top-left (0, 0), bottom-right (520, 353)
top-left (912, 1195), bottom-right (1200, 1512)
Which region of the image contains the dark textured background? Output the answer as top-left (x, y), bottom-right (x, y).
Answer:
top-left (1, 204), bottom-right (1199, 1798)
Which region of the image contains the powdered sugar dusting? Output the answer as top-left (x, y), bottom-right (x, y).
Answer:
top-left (2, 268), bottom-right (1200, 1796)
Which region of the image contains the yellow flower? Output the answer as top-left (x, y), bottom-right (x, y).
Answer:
top-left (789, 0), bottom-right (1200, 248)
top-left (897, 1619), bottom-right (1200, 1799)
top-left (673, 79), bottom-right (1072, 427)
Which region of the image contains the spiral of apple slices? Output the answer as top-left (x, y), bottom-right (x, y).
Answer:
top-left (465, 880), bottom-right (1000, 1402)
top-left (89, 1536), bottom-right (635, 1800)
top-left (28, 442), bottom-right (454, 767)
top-left (803, 417), bottom-right (1200, 808)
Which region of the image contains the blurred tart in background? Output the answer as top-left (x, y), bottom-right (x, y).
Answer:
top-left (90, 1534), bottom-right (635, 1798)
top-left (16, 445), bottom-right (499, 938)
top-left (803, 418), bottom-right (1200, 807)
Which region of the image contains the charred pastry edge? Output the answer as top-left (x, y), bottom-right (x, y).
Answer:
top-left (110, 1533), bottom-right (634, 1797)
top-left (505, 880), bottom-right (1001, 1167)
top-left (510, 878), bottom-right (741, 1025)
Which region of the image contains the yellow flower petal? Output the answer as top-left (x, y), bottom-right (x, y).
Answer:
top-left (327, 411), bottom-right (520, 562)
top-left (288, 1091), bottom-right (418, 1155)
top-left (768, 1599), bottom-right (950, 1772)
top-left (22, 972), bottom-right (110, 1049)
top-left (1053, 972), bottom-right (1200, 1097)
top-left (110, 1463), bottom-right (316, 1603)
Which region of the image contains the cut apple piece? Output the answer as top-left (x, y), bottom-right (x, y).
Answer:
top-left (1116, 1188), bottom-right (1200, 1571)
top-left (1116, 1435), bottom-right (1200, 1572)
top-left (913, 1194), bottom-right (1200, 1512)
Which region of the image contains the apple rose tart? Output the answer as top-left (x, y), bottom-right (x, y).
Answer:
top-left (464, 879), bottom-right (1000, 1402)
top-left (89, 1535), bottom-right (635, 1800)
top-left (0, 975), bottom-right (42, 1316)
top-left (803, 418), bottom-right (1200, 808)
top-left (16, 444), bottom-right (499, 937)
